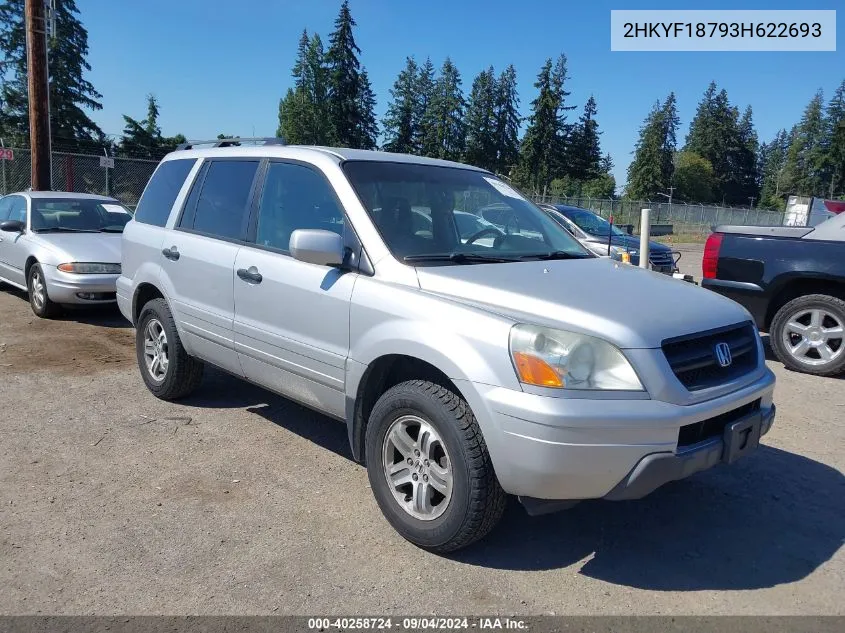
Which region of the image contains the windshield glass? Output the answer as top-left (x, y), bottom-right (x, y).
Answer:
top-left (31, 199), bottom-right (132, 232)
top-left (562, 208), bottom-right (625, 237)
top-left (343, 161), bottom-right (589, 263)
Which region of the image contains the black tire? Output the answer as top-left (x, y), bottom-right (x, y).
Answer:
top-left (365, 379), bottom-right (507, 553)
top-left (770, 293), bottom-right (845, 377)
top-left (136, 297), bottom-right (204, 399)
top-left (27, 263), bottom-right (60, 319)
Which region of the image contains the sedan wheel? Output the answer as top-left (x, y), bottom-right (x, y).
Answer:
top-left (27, 263), bottom-right (58, 318)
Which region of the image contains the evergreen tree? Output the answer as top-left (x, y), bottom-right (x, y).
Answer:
top-left (492, 65), bottom-right (520, 175)
top-left (326, 0), bottom-right (373, 148)
top-left (415, 58), bottom-right (437, 156)
top-left (823, 80), bottom-right (845, 198)
top-left (783, 91), bottom-right (827, 196)
top-left (278, 31), bottom-right (331, 145)
top-left (0, 0), bottom-right (104, 151)
top-left (759, 129), bottom-right (791, 209)
top-left (420, 58), bottom-right (465, 161)
top-left (626, 98), bottom-right (675, 200)
top-left (659, 93), bottom-right (680, 190)
top-left (356, 68), bottom-right (378, 150)
top-left (599, 153), bottom-right (614, 174)
top-left (673, 151), bottom-right (715, 202)
top-left (515, 59), bottom-right (561, 194)
top-left (549, 54), bottom-right (576, 178)
top-left (118, 95), bottom-right (184, 158)
top-left (463, 67), bottom-right (497, 170)
top-left (736, 105), bottom-right (760, 204)
top-left (382, 57), bottom-right (419, 154)
top-left (568, 95), bottom-right (602, 183)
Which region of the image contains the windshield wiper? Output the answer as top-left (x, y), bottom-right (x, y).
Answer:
top-left (521, 251), bottom-right (591, 260)
top-left (34, 227), bottom-right (99, 233)
top-left (98, 227), bottom-right (125, 232)
top-left (404, 252), bottom-right (518, 264)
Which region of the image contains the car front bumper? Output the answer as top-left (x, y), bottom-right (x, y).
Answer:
top-left (43, 265), bottom-right (119, 304)
top-left (457, 366), bottom-right (776, 502)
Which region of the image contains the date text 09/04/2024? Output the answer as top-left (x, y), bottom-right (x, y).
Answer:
top-left (306, 617), bottom-right (528, 630)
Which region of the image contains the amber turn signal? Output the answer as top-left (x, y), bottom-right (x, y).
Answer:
top-left (512, 352), bottom-right (564, 388)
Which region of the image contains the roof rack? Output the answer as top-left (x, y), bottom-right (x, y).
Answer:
top-left (175, 137), bottom-right (286, 151)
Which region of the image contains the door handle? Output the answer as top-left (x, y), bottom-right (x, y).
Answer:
top-left (162, 246), bottom-right (180, 261)
top-left (237, 266), bottom-right (262, 284)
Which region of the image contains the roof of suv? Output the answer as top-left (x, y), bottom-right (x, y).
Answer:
top-left (163, 144), bottom-right (490, 173)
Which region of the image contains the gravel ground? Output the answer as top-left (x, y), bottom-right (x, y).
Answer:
top-left (1, 254), bottom-right (843, 616)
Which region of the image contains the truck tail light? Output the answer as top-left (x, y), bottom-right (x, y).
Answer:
top-left (702, 232), bottom-right (723, 279)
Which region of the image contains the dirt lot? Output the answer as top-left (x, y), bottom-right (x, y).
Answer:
top-left (1, 256), bottom-right (843, 616)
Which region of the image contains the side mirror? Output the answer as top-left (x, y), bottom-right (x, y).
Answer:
top-left (0, 219), bottom-right (25, 233)
top-left (289, 229), bottom-right (344, 267)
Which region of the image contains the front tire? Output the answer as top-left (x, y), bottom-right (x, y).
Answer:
top-left (136, 298), bottom-right (204, 399)
top-left (771, 294), bottom-right (845, 376)
top-left (365, 380), bottom-right (506, 553)
top-left (27, 263), bottom-right (59, 319)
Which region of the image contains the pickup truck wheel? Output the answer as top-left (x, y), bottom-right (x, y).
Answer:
top-left (365, 380), bottom-right (506, 553)
top-left (771, 294), bottom-right (845, 376)
top-left (136, 298), bottom-right (204, 399)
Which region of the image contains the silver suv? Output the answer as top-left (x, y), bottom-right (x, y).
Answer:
top-left (118, 140), bottom-right (776, 552)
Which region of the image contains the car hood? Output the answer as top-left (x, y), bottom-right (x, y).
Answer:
top-left (584, 233), bottom-right (670, 252)
top-left (415, 258), bottom-right (751, 349)
top-left (31, 232), bottom-right (122, 264)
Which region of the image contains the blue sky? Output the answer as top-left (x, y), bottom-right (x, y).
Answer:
top-left (77, 0), bottom-right (841, 187)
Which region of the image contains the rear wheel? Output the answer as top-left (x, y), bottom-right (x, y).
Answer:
top-left (771, 294), bottom-right (845, 376)
top-left (365, 380), bottom-right (506, 553)
top-left (136, 298), bottom-right (204, 399)
top-left (27, 263), bottom-right (59, 319)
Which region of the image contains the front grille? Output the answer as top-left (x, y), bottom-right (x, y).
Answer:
top-left (648, 250), bottom-right (673, 267)
top-left (678, 399), bottom-right (760, 448)
top-left (662, 322), bottom-right (758, 391)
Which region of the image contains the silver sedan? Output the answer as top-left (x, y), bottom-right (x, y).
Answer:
top-left (0, 191), bottom-right (131, 318)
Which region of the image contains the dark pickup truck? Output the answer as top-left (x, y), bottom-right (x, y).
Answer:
top-left (702, 213), bottom-right (845, 376)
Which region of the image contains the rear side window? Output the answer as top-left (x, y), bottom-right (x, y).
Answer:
top-left (186, 160), bottom-right (259, 241)
top-left (134, 158), bottom-right (196, 227)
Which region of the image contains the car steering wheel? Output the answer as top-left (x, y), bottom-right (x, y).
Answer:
top-left (464, 227), bottom-right (505, 245)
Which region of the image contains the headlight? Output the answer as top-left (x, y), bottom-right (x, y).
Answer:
top-left (57, 262), bottom-right (121, 274)
top-left (509, 324), bottom-right (644, 390)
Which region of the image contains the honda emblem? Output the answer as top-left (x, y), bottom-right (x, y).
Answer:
top-left (714, 342), bottom-right (732, 367)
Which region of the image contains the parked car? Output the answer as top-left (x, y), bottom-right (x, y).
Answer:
top-left (541, 204), bottom-right (677, 274)
top-left (118, 141), bottom-right (776, 552)
top-left (702, 215), bottom-right (845, 376)
top-left (0, 191), bottom-right (132, 317)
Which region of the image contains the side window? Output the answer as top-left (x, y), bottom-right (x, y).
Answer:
top-left (255, 162), bottom-right (344, 252)
top-left (189, 160), bottom-right (260, 240)
top-left (0, 197), bottom-right (13, 221)
top-left (8, 196), bottom-right (26, 223)
top-left (134, 158), bottom-right (196, 227)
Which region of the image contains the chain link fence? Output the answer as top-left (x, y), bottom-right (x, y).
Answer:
top-left (1, 147), bottom-right (159, 208)
top-left (530, 195), bottom-right (785, 235)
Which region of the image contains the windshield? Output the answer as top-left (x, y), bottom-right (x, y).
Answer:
top-left (343, 161), bottom-right (589, 263)
top-left (31, 199), bottom-right (132, 232)
top-left (561, 208), bottom-right (625, 237)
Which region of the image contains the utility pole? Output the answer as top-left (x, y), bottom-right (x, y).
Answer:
top-left (25, 0), bottom-right (51, 190)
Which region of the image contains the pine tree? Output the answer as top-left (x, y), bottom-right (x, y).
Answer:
top-left (783, 91), bottom-right (827, 196)
top-left (673, 151), bottom-right (715, 202)
top-left (823, 80), bottom-right (845, 198)
top-left (278, 31), bottom-right (331, 145)
top-left (326, 0), bottom-right (373, 148)
top-left (492, 65), bottom-right (520, 175)
top-left (568, 96), bottom-right (602, 183)
top-left (463, 67), bottom-right (497, 170)
top-left (0, 0), bottom-right (104, 151)
top-left (356, 68), bottom-right (378, 150)
top-left (736, 105), bottom-right (760, 204)
top-left (118, 95), bottom-right (183, 158)
top-left (415, 58), bottom-right (437, 156)
top-left (515, 59), bottom-right (560, 194)
top-left (659, 93), bottom-right (680, 191)
top-left (626, 98), bottom-right (676, 200)
top-left (420, 58), bottom-right (465, 161)
top-left (549, 54), bottom-right (576, 179)
top-left (759, 129), bottom-right (790, 209)
top-left (382, 57), bottom-right (419, 154)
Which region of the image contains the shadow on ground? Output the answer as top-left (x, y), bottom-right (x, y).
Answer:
top-left (182, 368), bottom-right (844, 592)
top-left (1, 285), bottom-right (130, 328)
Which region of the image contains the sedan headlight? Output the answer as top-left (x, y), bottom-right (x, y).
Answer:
top-left (509, 324), bottom-right (644, 390)
top-left (57, 262), bottom-right (121, 274)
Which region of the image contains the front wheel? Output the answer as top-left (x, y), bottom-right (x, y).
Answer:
top-left (136, 298), bottom-right (204, 399)
top-left (365, 380), bottom-right (506, 553)
top-left (771, 294), bottom-right (845, 376)
top-left (27, 263), bottom-right (59, 318)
